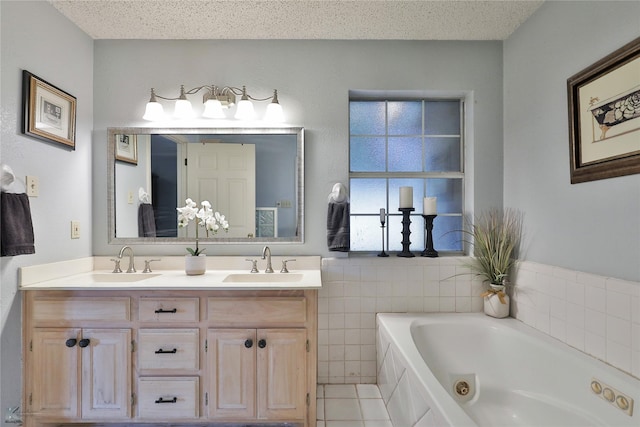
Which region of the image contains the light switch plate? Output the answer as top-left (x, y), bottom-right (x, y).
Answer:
top-left (71, 221), bottom-right (80, 239)
top-left (26, 175), bottom-right (39, 197)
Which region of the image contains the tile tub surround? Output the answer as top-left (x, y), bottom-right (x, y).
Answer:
top-left (320, 257), bottom-right (640, 384)
top-left (319, 257), bottom-right (485, 384)
top-left (511, 261), bottom-right (640, 379)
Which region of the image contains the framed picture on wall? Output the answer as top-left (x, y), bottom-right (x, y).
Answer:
top-left (22, 70), bottom-right (77, 149)
top-left (115, 134), bottom-right (138, 165)
top-left (567, 36), bottom-right (640, 184)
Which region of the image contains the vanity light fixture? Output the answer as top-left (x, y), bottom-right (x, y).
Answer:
top-left (142, 84), bottom-right (284, 122)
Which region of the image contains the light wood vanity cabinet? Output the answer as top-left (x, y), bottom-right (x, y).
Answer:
top-left (23, 289), bottom-right (317, 427)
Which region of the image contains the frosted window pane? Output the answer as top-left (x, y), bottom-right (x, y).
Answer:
top-left (388, 101), bottom-right (422, 135)
top-left (350, 178), bottom-right (386, 214)
top-left (432, 215), bottom-right (463, 251)
top-left (425, 101), bottom-right (460, 135)
top-left (350, 102), bottom-right (386, 135)
top-left (389, 178), bottom-right (423, 211)
top-left (426, 179), bottom-right (463, 213)
top-left (388, 137), bottom-right (422, 172)
top-left (424, 137), bottom-right (461, 172)
top-left (350, 137), bottom-right (386, 171)
top-left (351, 215), bottom-right (384, 251)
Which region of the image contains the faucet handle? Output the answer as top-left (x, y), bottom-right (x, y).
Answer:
top-left (110, 259), bottom-right (122, 274)
top-left (245, 259), bottom-right (259, 273)
top-left (143, 259), bottom-right (161, 273)
top-left (280, 259), bottom-right (297, 273)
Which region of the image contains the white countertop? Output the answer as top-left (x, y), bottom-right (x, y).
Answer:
top-left (19, 256), bottom-right (322, 291)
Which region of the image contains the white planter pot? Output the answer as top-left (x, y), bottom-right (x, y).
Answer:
top-left (185, 254), bottom-right (206, 276)
top-left (483, 283), bottom-right (510, 318)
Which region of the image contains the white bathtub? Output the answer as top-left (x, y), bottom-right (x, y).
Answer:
top-left (376, 313), bottom-right (639, 427)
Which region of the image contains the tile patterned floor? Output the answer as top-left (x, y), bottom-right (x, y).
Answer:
top-left (317, 384), bottom-right (392, 427)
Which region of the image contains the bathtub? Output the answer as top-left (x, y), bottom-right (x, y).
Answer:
top-left (376, 313), bottom-right (639, 427)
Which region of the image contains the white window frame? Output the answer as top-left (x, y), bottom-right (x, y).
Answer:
top-left (348, 90), bottom-right (474, 254)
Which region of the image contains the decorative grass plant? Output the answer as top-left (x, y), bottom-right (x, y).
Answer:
top-left (462, 208), bottom-right (524, 286)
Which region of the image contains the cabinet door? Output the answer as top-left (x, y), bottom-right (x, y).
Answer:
top-left (81, 329), bottom-right (131, 419)
top-left (31, 328), bottom-right (81, 418)
top-left (257, 329), bottom-right (306, 420)
top-left (207, 329), bottom-right (256, 419)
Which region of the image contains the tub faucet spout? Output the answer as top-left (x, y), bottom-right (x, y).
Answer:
top-left (118, 245), bottom-right (136, 273)
top-left (262, 246), bottom-right (274, 273)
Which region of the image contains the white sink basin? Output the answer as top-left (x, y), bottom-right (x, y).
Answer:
top-left (223, 273), bottom-right (304, 283)
top-left (91, 273), bottom-right (161, 283)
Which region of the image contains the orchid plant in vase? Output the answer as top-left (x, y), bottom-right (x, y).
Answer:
top-left (177, 198), bottom-right (229, 256)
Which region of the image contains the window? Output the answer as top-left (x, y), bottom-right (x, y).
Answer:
top-left (349, 98), bottom-right (464, 253)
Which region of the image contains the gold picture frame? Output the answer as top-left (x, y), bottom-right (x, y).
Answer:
top-left (115, 134), bottom-right (138, 165)
top-left (567, 37), bottom-right (640, 184)
top-left (22, 70), bottom-right (76, 149)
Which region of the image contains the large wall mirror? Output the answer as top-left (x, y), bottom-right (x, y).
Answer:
top-left (107, 127), bottom-right (304, 245)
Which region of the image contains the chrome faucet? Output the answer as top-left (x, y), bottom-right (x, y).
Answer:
top-left (118, 245), bottom-right (136, 273)
top-left (262, 246), bottom-right (274, 273)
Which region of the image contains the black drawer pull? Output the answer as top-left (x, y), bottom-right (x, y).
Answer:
top-left (155, 348), bottom-right (177, 354)
top-left (65, 338), bottom-right (77, 348)
top-left (155, 397), bottom-right (177, 404)
top-left (78, 338), bottom-right (91, 348)
top-left (258, 339), bottom-right (266, 348)
top-left (154, 308), bottom-right (177, 314)
top-left (244, 339), bottom-right (253, 348)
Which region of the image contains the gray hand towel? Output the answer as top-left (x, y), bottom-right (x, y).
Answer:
top-left (1, 192), bottom-right (35, 256)
top-left (327, 201), bottom-right (350, 252)
top-left (138, 203), bottom-right (157, 237)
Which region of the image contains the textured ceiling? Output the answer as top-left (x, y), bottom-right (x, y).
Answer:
top-left (49, 0), bottom-right (544, 40)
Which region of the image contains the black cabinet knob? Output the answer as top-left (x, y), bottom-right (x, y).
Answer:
top-left (65, 338), bottom-right (77, 348)
top-left (78, 338), bottom-right (91, 348)
top-left (244, 339), bottom-right (253, 348)
top-left (258, 339), bottom-right (266, 348)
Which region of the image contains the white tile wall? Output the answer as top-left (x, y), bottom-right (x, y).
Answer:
top-left (320, 256), bottom-right (484, 384)
top-left (320, 257), bottom-right (640, 384)
top-left (511, 261), bottom-right (640, 379)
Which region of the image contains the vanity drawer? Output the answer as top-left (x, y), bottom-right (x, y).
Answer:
top-left (138, 297), bottom-right (199, 322)
top-left (32, 297), bottom-right (130, 322)
top-left (208, 297), bottom-right (307, 324)
top-left (138, 329), bottom-right (199, 370)
top-left (138, 377), bottom-right (199, 419)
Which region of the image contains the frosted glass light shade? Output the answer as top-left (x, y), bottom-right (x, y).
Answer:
top-left (143, 101), bottom-right (164, 121)
top-left (202, 99), bottom-right (226, 119)
top-left (234, 99), bottom-right (255, 120)
top-left (174, 99), bottom-right (194, 119)
top-left (265, 102), bottom-right (284, 123)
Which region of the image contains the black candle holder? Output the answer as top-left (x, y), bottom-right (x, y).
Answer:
top-left (398, 208), bottom-right (415, 258)
top-left (421, 214), bottom-right (439, 257)
top-left (377, 220), bottom-right (389, 257)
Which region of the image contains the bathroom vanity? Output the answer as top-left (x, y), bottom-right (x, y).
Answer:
top-left (20, 256), bottom-right (320, 427)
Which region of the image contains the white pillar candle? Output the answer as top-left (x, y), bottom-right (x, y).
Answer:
top-left (423, 197), bottom-right (437, 215)
top-left (399, 186), bottom-right (413, 208)
top-left (380, 208), bottom-right (385, 222)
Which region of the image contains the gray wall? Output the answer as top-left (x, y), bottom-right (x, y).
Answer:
top-left (92, 39), bottom-right (505, 256)
top-left (504, 1), bottom-right (640, 282)
top-left (0, 0), bottom-right (94, 419)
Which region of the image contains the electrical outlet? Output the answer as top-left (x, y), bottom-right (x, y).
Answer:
top-left (71, 221), bottom-right (80, 239)
top-left (26, 176), bottom-right (39, 197)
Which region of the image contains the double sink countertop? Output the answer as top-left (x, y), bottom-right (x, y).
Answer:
top-left (19, 256), bottom-right (322, 291)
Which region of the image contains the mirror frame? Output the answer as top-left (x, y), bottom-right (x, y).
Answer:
top-left (107, 127), bottom-right (304, 245)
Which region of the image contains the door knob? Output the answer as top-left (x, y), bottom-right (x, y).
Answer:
top-left (65, 338), bottom-right (77, 348)
top-left (258, 339), bottom-right (266, 348)
top-left (78, 338), bottom-right (91, 348)
top-left (244, 339), bottom-right (253, 348)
